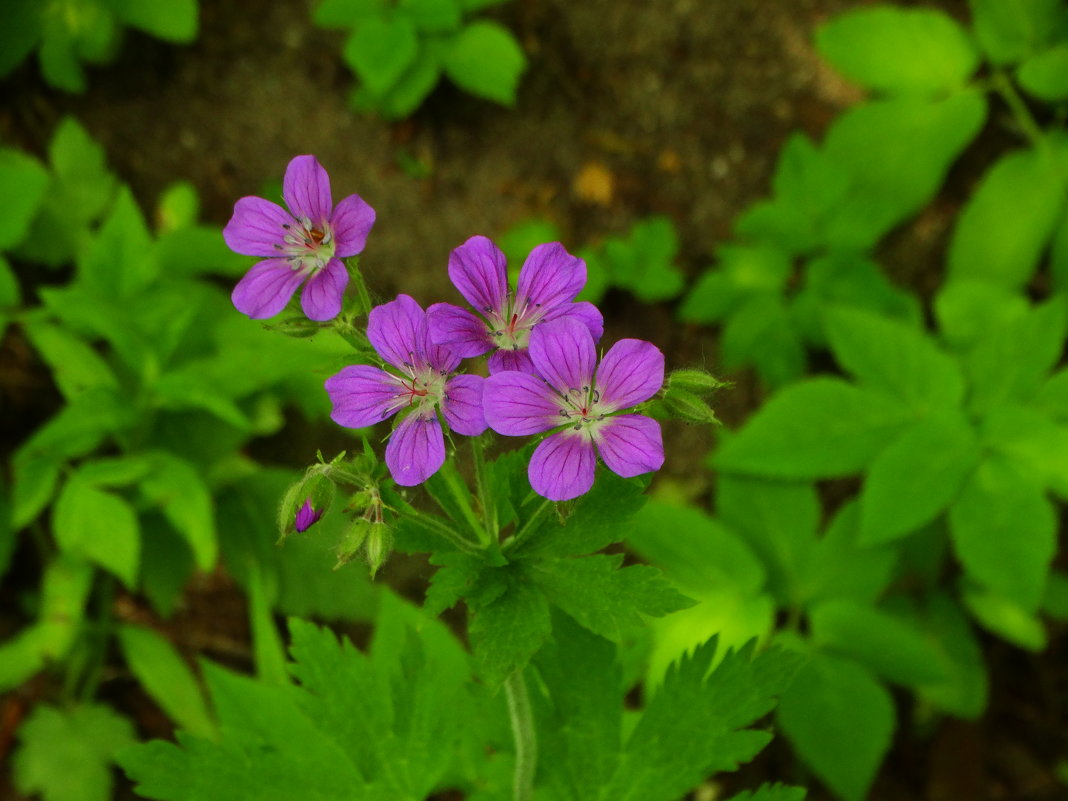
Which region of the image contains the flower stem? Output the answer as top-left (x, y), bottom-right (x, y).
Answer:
top-left (504, 668), bottom-right (537, 801)
top-left (991, 70), bottom-right (1046, 149)
top-left (401, 508), bottom-right (483, 554)
top-left (344, 256), bottom-right (373, 316)
top-left (471, 436), bottom-right (498, 541)
top-left (503, 499), bottom-right (553, 554)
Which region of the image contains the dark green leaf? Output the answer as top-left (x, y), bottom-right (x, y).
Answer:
top-left (721, 294), bottom-right (806, 388)
top-left (108, 0), bottom-right (197, 42)
top-left (139, 452), bottom-right (217, 571)
top-left (0, 148), bottom-right (49, 249)
top-left (467, 565), bottom-right (551, 688)
top-left (314, 0), bottom-right (386, 28)
top-left (968, 0), bottom-right (1066, 65)
top-left (0, 0), bottom-right (41, 78)
top-left (777, 653), bottom-right (894, 801)
top-left (714, 378), bottom-right (912, 479)
top-left (53, 478), bottom-right (140, 587)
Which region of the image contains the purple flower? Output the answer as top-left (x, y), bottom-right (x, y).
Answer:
top-left (427, 235), bottom-right (603, 375)
top-left (484, 317), bottom-right (665, 501)
top-left (223, 155), bottom-right (375, 321)
top-left (294, 499), bottom-right (323, 533)
top-left (325, 294), bottom-right (487, 486)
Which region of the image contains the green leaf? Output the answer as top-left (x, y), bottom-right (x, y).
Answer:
top-left (23, 318), bottom-right (117, 400)
top-left (39, 20), bottom-right (86, 92)
top-left (949, 456), bottom-right (1056, 611)
top-left (14, 704), bottom-right (136, 801)
top-left (817, 6), bottom-right (977, 96)
top-left (720, 294), bottom-right (806, 388)
top-left (78, 185), bottom-right (157, 298)
top-left (714, 378), bottom-right (912, 479)
top-left (601, 216), bottom-right (685, 302)
top-left (345, 15), bottom-right (418, 95)
top-left (467, 565), bottom-right (551, 688)
top-left (314, 0), bottom-right (385, 27)
top-left (54, 478), bottom-right (141, 587)
top-left (725, 785), bottom-right (807, 801)
top-left (0, 148), bottom-right (49, 249)
top-left (914, 594), bottom-right (988, 718)
top-left (948, 146), bottom-right (1065, 289)
top-left (1037, 367), bottom-right (1068, 421)
top-left (982, 404), bottom-right (1068, 497)
top-left (139, 452), bottom-right (217, 571)
top-left (605, 640), bottom-right (802, 801)
top-left (374, 43), bottom-right (442, 118)
top-left (1018, 44), bottom-right (1068, 101)
top-left (800, 501), bottom-right (898, 607)
top-left (934, 280), bottom-right (1028, 349)
top-left (777, 653), bottom-right (894, 801)
top-left (822, 92), bottom-right (986, 249)
top-left (530, 553), bottom-right (693, 642)
top-left (443, 21), bottom-right (527, 105)
top-left (531, 610), bottom-right (622, 801)
top-left (963, 585), bottom-right (1047, 651)
top-left (965, 297), bottom-right (1067, 414)
top-left (399, 0), bottom-right (460, 32)
top-left (825, 305), bottom-right (964, 415)
top-left (968, 0), bottom-right (1066, 65)
top-left (0, 0), bottom-right (41, 78)
top-left (677, 268), bottom-right (741, 324)
top-left (858, 412), bottom-right (980, 545)
top-left (117, 625), bottom-right (215, 738)
top-left (809, 599), bottom-right (946, 687)
top-left (156, 226), bottom-right (248, 277)
top-left (108, 0), bottom-right (197, 42)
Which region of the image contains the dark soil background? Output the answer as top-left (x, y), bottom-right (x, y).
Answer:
top-left (1, 0), bottom-right (1066, 799)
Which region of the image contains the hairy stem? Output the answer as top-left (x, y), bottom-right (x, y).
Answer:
top-left (505, 668), bottom-right (537, 801)
top-left (471, 436), bottom-right (498, 541)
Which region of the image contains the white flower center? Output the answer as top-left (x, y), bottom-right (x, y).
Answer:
top-left (281, 215), bottom-right (335, 275)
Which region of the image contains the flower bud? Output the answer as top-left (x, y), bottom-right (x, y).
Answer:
top-left (661, 387), bottom-right (720, 425)
top-left (365, 522), bottom-right (393, 578)
top-left (277, 469), bottom-right (336, 541)
top-left (294, 499), bottom-right (324, 533)
top-left (667, 368), bottom-right (729, 396)
top-left (334, 518), bottom-right (372, 568)
top-left (265, 316), bottom-right (322, 338)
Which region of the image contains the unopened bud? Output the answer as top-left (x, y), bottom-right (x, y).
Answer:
top-left (662, 387), bottom-right (720, 425)
top-left (334, 518), bottom-right (372, 568)
top-left (668, 369), bottom-right (729, 396)
top-left (365, 522), bottom-right (393, 579)
top-left (294, 499), bottom-right (324, 533)
top-left (277, 469), bottom-right (336, 541)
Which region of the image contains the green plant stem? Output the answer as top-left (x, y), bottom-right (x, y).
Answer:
top-left (503, 499), bottom-right (553, 553)
top-left (504, 668), bottom-right (537, 801)
top-left (992, 70), bottom-right (1046, 149)
top-left (471, 437), bottom-right (497, 541)
top-left (345, 256), bottom-right (373, 316)
top-left (401, 508), bottom-right (483, 554)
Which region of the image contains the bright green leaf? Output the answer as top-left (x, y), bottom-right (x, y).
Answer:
top-left (345, 15), bottom-right (418, 95)
top-left (858, 413), bottom-right (980, 545)
top-left (934, 280), bottom-right (1028, 348)
top-left (14, 703), bottom-right (135, 801)
top-left (54, 478), bottom-right (140, 587)
top-left (375, 43), bottom-right (442, 118)
top-left (778, 653), bottom-right (894, 801)
top-left (78, 185), bottom-right (157, 298)
top-left (0, 148), bottom-right (49, 249)
top-left (467, 565), bottom-right (551, 688)
top-left (117, 625), bottom-right (215, 738)
top-left (949, 457), bottom-right (1056, 611)
top-left (982, 405), bottom-right (1068, 497)
top-left (139, 453), bottom-right (217, 570)
top-left (948, 146), bottom-right (1065, 289)
top-left (801, 500), bottom-right (898, 607)
top-left (443, 21), bottom-right (527, 105)
top-left (817, 6), bottom-right (978, 96)
top-left (399, 0), bottom-right (460, 32)
top-left (968, 0), bottom-right (1065, 65)
top-left (1018, 43), bottom-right (1068, 101)
top-left (714, 378), bottom-right (912, 479)
top-left (721, 294), bottom-right (806, 388)
top-left (23, 319), bottom-right (117, 400)
top-left (963, 585), bottom-right (1047, 651)
top-left (108, 0), bottom-right (197, 42)
top-left (314, 0), bottom-right (385, 27)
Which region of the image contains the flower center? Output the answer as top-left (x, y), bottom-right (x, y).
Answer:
top-left (393, 364), bottom-right (448, 419)
top-left (280, 215), bottom-right (336, 275)
top-left (557, 385), bottom-right (606, 432)
top-left (486, 296), bottom-right (544, 352)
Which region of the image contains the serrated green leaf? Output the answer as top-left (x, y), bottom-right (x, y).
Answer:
top-left (777, 653), bottom-right (894, 801)
top-left (50, 116), bottom-right (115, 221)
top-left (345, 15), bottom-right (418, 95)
top-left (108, 0), bottom-right (197, 42)
top-left (0, 148), bottom-right (49, 250)
top-left (530, 553), bottom-right (693, 642)
top-left (968, 0), bottom-right (1065, 65)
top-left (825, 305), bottom-right (964, 415)
top-left (817, 6), bottom-right (977, 96)
top-left (54, 478), bottom-right (140, 587)
top-left (714, 378), bottom-right (912, 479)
top-left (117, 625), bottom-right (215, 738)
top-left (443, 21), bottom-right (526, 105)
top-left (139, 452), bottom-right (216, 570)
top-left (78, 185), bottom-right (157, 297)
top-left (948, 147), bottom-right (1065, 289)
top-left (606, 640), bottom-right (802, 801)
top-left (822, 92), bottom-right (986, 250)
top-left (809, 599), bottom-right (946, 687)
top-left (15, 704), bottom-right (135, 801)
top-left (949, 456), bottom-right (1056, 611)
top-left (467, 565), bottom-right (551, 688)
top-left (858, 412), bottom-right (980, 545)
top-left (425, 551), bottom-right (485, 614)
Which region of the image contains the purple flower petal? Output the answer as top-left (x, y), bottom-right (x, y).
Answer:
top-left (595, 414), bottom-right (664, 478)
top-left (301, 258), bottom-right (348, 321)
top-left (283, 155), bottom-right (333, 225)
top-left (368, 294), bottom-right (425, 371)
top-left (295, 499), bottom-right (323, 533)
top-left (427, 302), bottom-right (493, 358)
top-left (325, 364), bottom-right (404, 428)
top-left (418, 316), bottom-right (463, 375)
top-left (223, 197), bottom-right (294, 257)
top-left (448, 235), bottom-right (509, 316)
top-left (331, 193), bottom-right (376, 257)
top-left (386, 412), bottom-right (446, 486)
top-left (488, 348), bottom-right (536, 375)
top-left (594, 338), bottom-right (665, 411)
top-left (528, 317), bottom-right (596, 396)
top-left (516, 242), bottom-right (586, 310)
top-left (484, 372), bottom-right (561, 435)
top-left (544, 300), bottom-right (604, 342)
top-left (528, 430), bottom-right (596, 501)
top-left (231, 259), bottom-right (305, 319)
top-left (442, 374), bottom-right (487, 436)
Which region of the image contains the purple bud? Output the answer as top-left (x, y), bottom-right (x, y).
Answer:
top-left (294, 499), bottom-right (323, 533)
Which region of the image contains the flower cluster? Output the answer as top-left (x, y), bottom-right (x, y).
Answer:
top-left (225, 156), bottom-right (665, 501)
